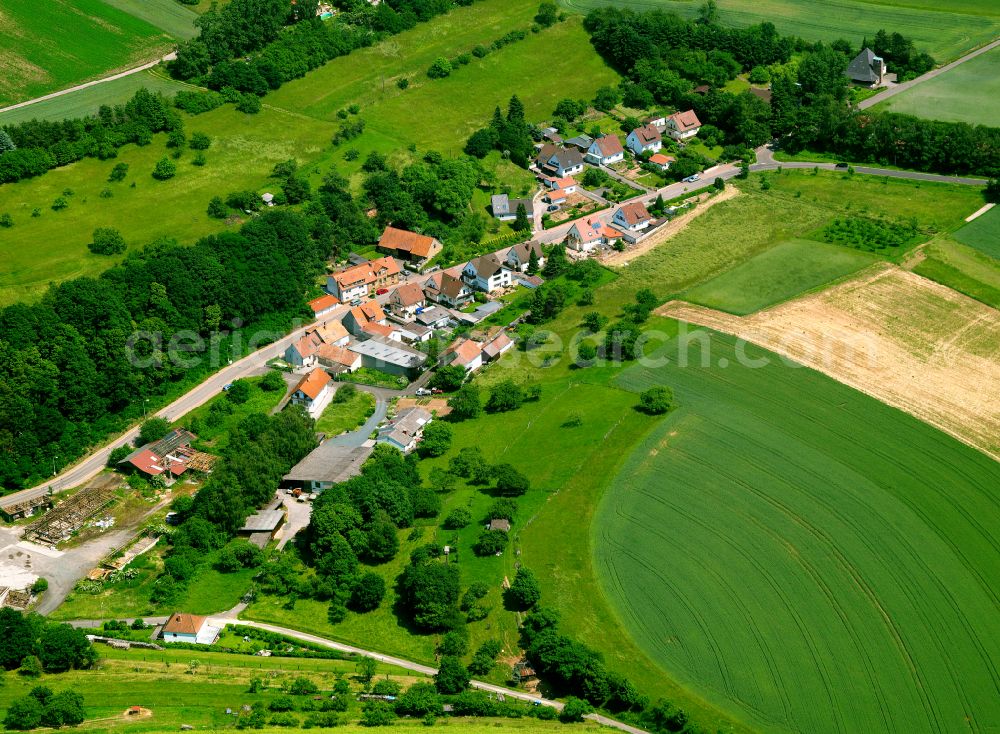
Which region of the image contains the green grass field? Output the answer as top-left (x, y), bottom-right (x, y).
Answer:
top-left (876, 45), bottom-right (1000, 125)
top-left (953, 205), bottom-right (1000, 259)
top-left (594, 329), bottom-right (1000, 733)
top-left (315, 390), bottom-right (376, 437)
top-left (556, 0), bottom-right (1000, 62)
top-left (0, 70), bottom-right (195, 125)
top-left (0, 0), bottom-right (177, 107)
top-left (912, 234), bottom-right (1000, 309)
top-left (179, 376), bottom-right (287, 449)
top-left (0, 104), bottom-right (334, 306)
top-left (681, 238), bottom-right (877, 314)
top-left (99, 0), bottom-right (200, 40)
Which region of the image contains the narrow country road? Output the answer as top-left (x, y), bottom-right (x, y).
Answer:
top-left (858, 37), bottom-right (1000, 110)
top-left (0, 53), bottom-right (178, 117)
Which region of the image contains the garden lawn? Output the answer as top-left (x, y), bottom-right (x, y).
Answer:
top-left (953, 205), bottom-right (1000, 260)
top-left (555, 0), bottom-right (1000, 62)
top-left (598, 329), bottom-right (1000, 734)
top-left (179, 376), bottom-right (287, 450)
top-left (0, 104), bottom-right (335, 306)
top-left (0, 70), bottom-right (195, 125)
top-left (681, 238), bottom-right (877, 314)
top-left (315, 389), bottom-right (376, 437)
top-left (875, 45), bottom-right (1000, 125)
top-left (0, 0), bottom-right (175, 107)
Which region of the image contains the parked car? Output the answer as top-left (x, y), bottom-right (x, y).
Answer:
top-left (350, 298), bottom-right (363, 306)
top-left (415, 387), bottom-right (432, 396)
top-left (682, 174), bottom-right (701, 183)
top-left (546, 204), bottom-right (560, 212)
top-left (431, 388), bottom-right (443, 395)
top-left (835, 162), bottom-right (849, 169)
top-left (376, 288), bottom-right (389, 295)
top-left (222, 383), bottom-right (234, 391)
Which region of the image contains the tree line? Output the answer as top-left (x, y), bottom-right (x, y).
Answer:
top-left (0, 208), bottom-right (324, 490)
top-left (582, 7), bottom-right (1000, 177)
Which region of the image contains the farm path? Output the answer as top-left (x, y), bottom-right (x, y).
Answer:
top-left (859, 37), bottom-right (1000, 110)
top-left (0, 52), bottom-right (178, 116)
top-left (658, 265), bottom-right (1000, 461)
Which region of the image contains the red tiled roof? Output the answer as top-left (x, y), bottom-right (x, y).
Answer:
top-left (163, 612), bottom-right (206, 635)
top-left (548, 189), bottom-right (568, 200)
top-left (447, 339), bottom-right (483, 366)
top-left (649, 153), bottom-right (675, 165)
top-left (669, 110), bottom-right (701, 132)
top-left (617, 201), bottom-right (652, 226)
top-left (333, 256), bottom-right (401, 288)
top-left (594, 134), bottom-right (623, 157)
top-left (391, 283), bottom-right (425, 307)
top-left (631, 124), bottom-right (661, 145)
top-left (308, 294), bottom-right (339, 314)
top-left (361, 321), bottom-right (395, 338)
top-left (294, 368), bottom-right (332, 401)
top-left (317, 344), bottom-right (360, 367)
top-left (379, 226), bottom-right (440, 258)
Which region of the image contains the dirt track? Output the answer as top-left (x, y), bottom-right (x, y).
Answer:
top-left (659, 265), bottom-right (1000, 460)
top-left (599, 185), bottom-right (740, 267)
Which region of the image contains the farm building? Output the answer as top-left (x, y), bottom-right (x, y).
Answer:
top-left (239, 509), bottom-right (286, 548)
top-left (377, 226), bottom-right (442, 268)
top-left (282, 443), bottom-right (373, 493)
top-left (161, 613), bottom-right (219, 645)
top-left (348, 337), bottom-right (427, 378)
top-left (0, 494), bottom-right (53, 522)
top-left (118, 430), bottom-right (216, 483)
top-left (377, 407), bottom-right (433, 453)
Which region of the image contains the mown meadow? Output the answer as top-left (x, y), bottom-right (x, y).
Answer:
top-left (555, 0), bottom-right (1000, 63)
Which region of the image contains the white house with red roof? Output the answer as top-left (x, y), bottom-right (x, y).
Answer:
top-left (290, 368), bottom-right (334, 418)
top-left (612, 202), bottom-right (653, 233)
top-left (565, 215), bottom-right (622, 252)
top-left (443, 338), bottom-right (485, 373)
top-left (285, 321), bottom-right (349, 367)
top-left (387, 282), bottom-right (426, 322)
top-left (585, 134), bottom-right (625, 166)
top-left (162, 612), bottom-right (219, 645)
top-left (307, 294), bottom-right (340, 320)
top-left (343, 301), bottom-right (388, 336)
top-left (666, 110), bottom-right (702, 141)
top-left (649, 153), bottom-right (675, 171)
top-left (626, 124), bottom-right (663, 156)
top-left (326, 256), bottom-right (401, 301)
top-left (541, 175), bottom-right (577, 194)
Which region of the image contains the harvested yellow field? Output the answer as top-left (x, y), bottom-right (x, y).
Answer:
top-left (659, 265), bottom-right (1000, 459)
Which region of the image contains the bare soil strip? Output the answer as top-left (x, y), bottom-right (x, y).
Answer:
top-left (658, 265), bottom-right (1000, 461)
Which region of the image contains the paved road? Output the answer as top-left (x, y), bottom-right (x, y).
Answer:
top-left (0, 53), bottom-right (178, 116)
top-left (858, 38), bottom-right (1000, 110)
top-left (2, 307), bottom-right (347, 509)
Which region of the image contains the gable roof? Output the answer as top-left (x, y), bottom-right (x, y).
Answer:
top-left (592, 134), bottom-right (624, 157)
top-left (308, 294), bottom-right (339, 314)
top-left (536, 144), bottom-right (583, 171)
top-left (378, 226), bottom-right (439, 258)
top-left (163, 612), bottom-right (206, 635)
top-left (316, 344), bottom-right (359, 368)
top-left (630, 124), bottom-right (661, 145)
top-left (446, 338), bottom-right (484, 366)
top-left (668, 110), bottom-right (701, 132)
top-left (361, 321), bottom-right (396, 339)
top-left (482, 332), bottom-right (513, 359)
top-left (616, 201), bottom-right (652, 226)
top-left (649, 153), bottom-right (675, 165)
top-left (294, 368), bottom-right (332, 401)
top-left (509, 240), bottom-right (543, 263)
top-left (390, 282), bottom-right (425, 307)
top-left (466, 253), bottom-right (508, 279)
top-left (564, 134), bottom-right (594, 150)
top-left (570, 215), bottom-right (620, 242)
top-left (846, 47), bottom-right (883, 83)
top-left (351, 301), bottom-right (386, 324)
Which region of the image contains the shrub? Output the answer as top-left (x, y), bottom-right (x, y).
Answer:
top-left (433, 656), bottom-right (469, 694)
top-left (505, 567), bottom-right (540, 610)
top-left (638, 386), bottom-right (673, 415)
top-left (51, 196), bottom-right (68, 211)
top-left (350, 572), bottom-right (386, 612)
top-left (88, 227), bottom-right (126, 256)
top-left (235, 93), bottom-right (262, 114)
top-left (560, 696), bottom-right (592, 723)
top-left (226, 379), bottom-right (252, 404)
top-left (474, 529), bottom-right (507, 556)
top-left (0, 213), bottom-right (14, 228)
top-left (443, 508), bottom-right (472, 529)
top-left (152, 157), bottom-right (176, 180)
top-left (427, 57), bottom-right (452, 79)
top-left (396, 77), bottom-right (409, 90)
top-left (107, 162), bottom-right (129, 182)
top-left (289, 677), bottom-right (319, 695)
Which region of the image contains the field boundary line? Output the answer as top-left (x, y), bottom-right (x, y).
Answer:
top-left (965, 203), bottom-right (995, 222)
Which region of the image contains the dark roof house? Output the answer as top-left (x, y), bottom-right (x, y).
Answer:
top-left (846, 48), bottom-right (887, 86)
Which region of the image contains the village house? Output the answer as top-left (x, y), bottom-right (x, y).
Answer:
top-left (502, 240), bottom-right (545, 273)
top-left (343, 301), bottom-right (388, 336)
top-left (534, 144), bottom-right (585, 177)
top-left (348, 337), bottom-right (427, 378)
top-left (649, 153), bottom-right (675, 171)
top-left (289, 368), bottom-right (334, 419)
top-left (377, 407), bottom-right (433, 453)
top-left (490, 194), bottom-right (535, 222)
top-left (482, 331), bottom-right (514, 362)
top-left (162, 613), bottom-right (219, 645)
top-left (846, 47), bottom-right (887, 87)
top-left (377, 226), bottom-right (442, 269)
top-left (564, 134), bottom-right (593, 152)
top-left (284, 321), bottom-right (350, 367)
top-left (565, 215), bottom-right (621, 252)
top-left (283, 443), bottom-right (372, 494)
top-left (387, 282), bottom-right (426, 322)
top-left (442, 338), bottom-right (484, 373)
top-left (541, 175), bottom-right (577, 194)
top-left (117, 429), bottom-right (214, 483)
top-left (463, 253), bottom-right (514, 293)
top-left (316, 344), bottom-right (362, 374)
top-left (666, 110), bottom-right (702, 141)
top-left (612, 201), bottom-right (653, 233)
top-left (585, 134), bottom-right (625, 166)
top-left (544, 189), bottom-right (568, 205)
top-left (415, 305), bottom-right (453, 329)
top-left (307, 294), bottom-right (339, 320)
top-left (645, 115), bottom-right (667, 131)
top-left (423, 270), bottom-right (474, 308)
top-left (326, 256), bottom-right (401, 301)
top-left (626, 123), bottom-right (663, 156)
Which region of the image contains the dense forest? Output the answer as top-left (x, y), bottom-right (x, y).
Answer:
top-left (583, 8), bottom-right (1000, 177)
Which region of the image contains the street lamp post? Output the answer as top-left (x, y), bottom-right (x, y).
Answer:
top-left (51, 454), bottom-right (58, 477)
